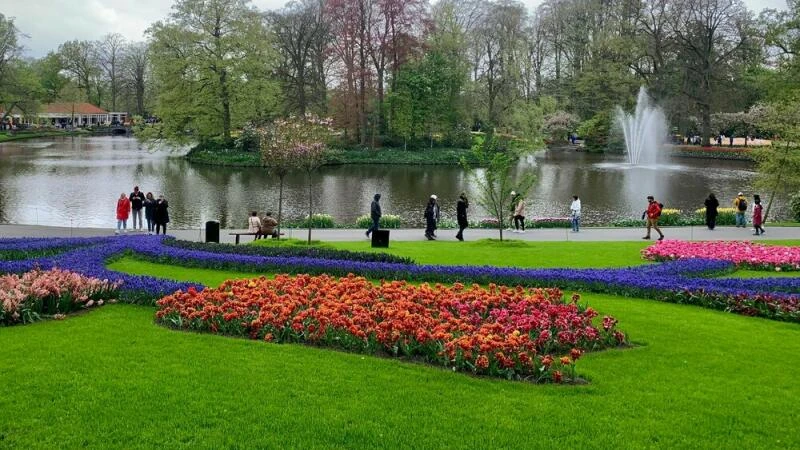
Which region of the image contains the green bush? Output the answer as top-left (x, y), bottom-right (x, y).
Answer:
top-left (442, 124), bottom-right (473, 149)
top-left (292, 214), bottom-right (336, 229)
top-left (791, 193), bottom-right (800, 222)
top-left (577, 110), bottom-right (622, 153)
top-left (355, 214), bottom-right (402, 229)
top-left (233, 125), bottom-right (260, 152)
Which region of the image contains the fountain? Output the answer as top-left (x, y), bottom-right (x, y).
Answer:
top-left (616, 86), bottom-right (667, 166)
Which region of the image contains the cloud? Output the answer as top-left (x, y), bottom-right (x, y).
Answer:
top-left (6, 0), bottom-right (788, 58)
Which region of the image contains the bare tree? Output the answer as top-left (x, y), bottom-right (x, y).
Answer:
top-left (96, 33), bottom-right (126, 112)
top-left (670, 0), bottom-right (753, 145)
top-left (58, 40), bottom-right (100, 104)
top-left (122, 42), bottom-right (149, 116)
top-left (268, 0), bottom-right (329, 116)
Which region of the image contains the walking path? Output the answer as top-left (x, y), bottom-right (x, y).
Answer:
top-left (2, 224), bottom-right (798, 244)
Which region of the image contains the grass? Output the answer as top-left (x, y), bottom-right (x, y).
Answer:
top-left (2, 295), bottom-right (799, 448)
top-left (4, 240), bottom-right (800, 448)
top-left (0, 130), bottom-right (84, 143)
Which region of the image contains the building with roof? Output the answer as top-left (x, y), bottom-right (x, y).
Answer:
top-left (1, 102), bottom-right (127, 128)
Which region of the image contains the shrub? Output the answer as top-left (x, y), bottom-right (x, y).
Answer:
top-left (233, 124), bottom-right (261, 152)
top-left (355, 214), bottom-right (402, 229)
top-left (791, 193), bottom-right (800, 222)
top-left (442, 124), bottom-right (474, 149)
top-left (294, 214), bottom-right (335, 229)
top-left (527, 217), bottom-right (571, 229)
top-left (694, 207), bottom-right (738, 226)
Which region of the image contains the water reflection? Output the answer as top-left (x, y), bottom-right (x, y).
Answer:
top-left (0, 136), bottom-right (773, 229)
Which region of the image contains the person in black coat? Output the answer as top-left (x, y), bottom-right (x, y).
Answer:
top-left (366, 193), bottom-right (382, 238)
top-left (143, 192), bottom-right (157, 234)
top-left (456, 193), bottom-right (468, 241)
top-left (154, 194), bottom-right (170, 235)
top-left (704, 193), bottom-right (719, 230)
top-left (424, 197), bottom-right (437, 240)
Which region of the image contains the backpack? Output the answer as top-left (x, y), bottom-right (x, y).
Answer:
top-left (655, 202), bottom-right (663, 218)
top-left (737, 198), bottom-right (747, 211)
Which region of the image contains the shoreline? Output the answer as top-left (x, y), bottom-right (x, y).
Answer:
top-left (3, 223), bottom-right (798, 244)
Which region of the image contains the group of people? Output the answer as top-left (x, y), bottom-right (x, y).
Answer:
top-left (247, 211), bottom-right (280, 239)
top-left (365, 191), bottom-right (583, 241)
top-left (705, 192), bottom-right (764, 235)
top-left (115, 186), bottom-right (169, 235)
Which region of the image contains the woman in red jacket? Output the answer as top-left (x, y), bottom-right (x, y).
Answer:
top-left (116, 193), bottom-right (131, 234)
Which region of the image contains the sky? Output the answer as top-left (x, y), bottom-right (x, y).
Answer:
top-left (4, 0), bottom-right (790, 58)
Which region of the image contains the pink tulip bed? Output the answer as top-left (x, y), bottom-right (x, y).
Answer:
top-left (642, 240), bottom-right (800, 271)
top-left (0, 268), bottom-right (120, 325)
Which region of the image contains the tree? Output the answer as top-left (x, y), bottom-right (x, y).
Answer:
top-left (462, 132), bottom-right (535, 241)
top-left (96, 33), bottom-right (126, 111)
top-left (58, 40), bottom-right (100, 105)
top-left (33, 52), bottom-right (68, 104)
top-left (122, 42), bottom-right (149, 117)
top-left (754, 99), bottom-right (800, 222)
top-left (0, 13), bottom-right (22, 90)
top-left (0, 14), bottom-right (41, 124)
top-left (670, 0), bottom-right (754, 145)
top-left (147, 0), bottom-right (278, 144)
top-left (258, 114), bottom-right (331, 243)
top-left (268, 0), bottom-right (329, 116)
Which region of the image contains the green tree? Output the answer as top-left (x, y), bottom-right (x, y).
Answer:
top-left (146, 0), bottom-right (279, 145)
top-left (754, 99), bottom-right (800, 222)
top-left (462, 132), bottom-right (535, 241)
top-left (0, 15), bottom-right (42, 123)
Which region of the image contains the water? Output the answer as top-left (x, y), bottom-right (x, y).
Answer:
top-left (617, 86), bottom-right (667, 166)
top-left (0, 136), bottom-right (775, 229)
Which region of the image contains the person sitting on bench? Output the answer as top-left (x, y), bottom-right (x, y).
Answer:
top-left (260, 212), bottom-right (279, 239)
top-left (248, 211), bottom-right (262, 239)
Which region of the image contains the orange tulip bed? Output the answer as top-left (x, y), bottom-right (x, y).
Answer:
top-left (156, 274), bottom-right (627, 383)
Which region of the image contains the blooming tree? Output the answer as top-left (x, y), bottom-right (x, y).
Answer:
top-left (259, 114), bottom-right (332, 242)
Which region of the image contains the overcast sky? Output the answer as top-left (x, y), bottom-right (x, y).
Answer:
top-left (5, 0), bottom-right (789, 58)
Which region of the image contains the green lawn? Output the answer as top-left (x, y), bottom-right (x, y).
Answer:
top-left (3, 240), bottom-right (800, 448)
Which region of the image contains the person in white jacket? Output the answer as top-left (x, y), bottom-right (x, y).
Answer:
top-left (513, 193), bottom-right (526, 233)
top-left (248, 211), bottom-right (262, 239)
top-left (570, 195), bottom-right (581, 232)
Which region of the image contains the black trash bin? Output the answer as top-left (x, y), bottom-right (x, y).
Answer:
top-left (205, 221), bottom-right (220, 243)
top-left (371, 229), bottom-right (390, 248)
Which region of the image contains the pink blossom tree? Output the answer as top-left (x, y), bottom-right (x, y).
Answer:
top-left (259, 114), bottom-right (332, 243)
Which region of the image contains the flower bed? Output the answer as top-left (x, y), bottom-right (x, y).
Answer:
top-left (165, 238), bottom-right (415, 265)
top-left (671, 146), bottom-right (755, 161)
top-left (643, 240), bottom-right (800, 271)
top-left (1, 268), bottom-right (120, 325)
top-left (2, 236), bottom-right (799, 322)
top-left (156, 274), bottom-right (626, 382)
top-left (527, 217), bottom-right (572, 229)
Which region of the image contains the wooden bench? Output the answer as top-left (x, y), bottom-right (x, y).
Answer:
top-left (228, 231), bottom-right (283, 244)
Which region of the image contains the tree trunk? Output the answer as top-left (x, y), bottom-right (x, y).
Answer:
top-left (764, 143), bottom-right (790, 222)
top-left (701, 103), bottom-right (712, 146)
top-left (277, 175), bottom-right (285, 239)
top-left (220, 70), bottom-right (231, 140)
top-left (307, 171), bottom-right (313, 245)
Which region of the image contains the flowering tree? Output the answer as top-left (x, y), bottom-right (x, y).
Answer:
top-left (259, 114), bottom-right (332, 242)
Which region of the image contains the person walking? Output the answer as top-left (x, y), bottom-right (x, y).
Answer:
top-left (704, 193), bottom-right (719, 230)
top-left (424, 197), bottom-right (437, 240)
top-left (733, 192), bottom-right (747, 227)
top-left (365, 193), bottom-right (382, 238)
top-left (248, 211), bottom-right (262, 239)
top-left (154, 194), bottom-right (170, 235)
top-left (570, 195), bottom-right (581, 232)
top-left (508, 191), bottom-right (518, 231)
top-left (752, 195), bottom-right (765, 236)
top-left (513, 193), bottom-right (526, 233)
top-left (642, 195), bottom-right (664, 240)
top-left (115, 193), bottom-right (131, 234)
top-left (430, 195), bottom-right (441, 237)
top-left (129, 186), bottom-right (145, 231)
top-left (144, 192), bottom-right (156, 234)
top-left (455, 193), bottom-right (469, 241)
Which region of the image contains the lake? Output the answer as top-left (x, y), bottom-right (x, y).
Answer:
top-left (0, 136), bottom-right (773, 229)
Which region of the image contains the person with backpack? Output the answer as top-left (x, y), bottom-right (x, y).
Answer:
top-left (642, 195), bottom-right (664, 241)
top-left (733, 192), bottom-right (747, 227)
